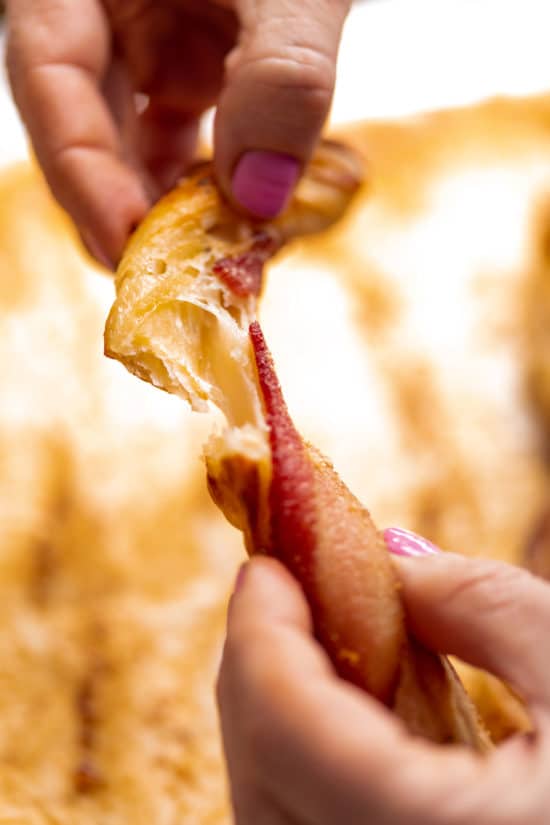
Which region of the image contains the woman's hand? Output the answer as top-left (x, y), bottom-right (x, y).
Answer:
top-left (5, 0), bottom-right (351, 268)
top-left (218, 539), bottom-right (550, 824)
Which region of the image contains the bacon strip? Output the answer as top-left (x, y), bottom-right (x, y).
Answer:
top-left (207, 324), bottom-right (492, 749)
top-left (250, 321), bottom-right (404, 700)
top-left (212, 234), bottom-right (279, 297)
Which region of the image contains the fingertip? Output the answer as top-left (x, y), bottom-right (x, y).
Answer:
top-left (231, 150), bottom-right (300, 219)
top-left (229, 556), bottom-right (312, 634)
top-left (232, 555), bottom-right (304, 603)
top-left (51, 150), bottom-right (149, 269)
top-left (98, 184), bottom-right (148, 267)
top-left (80, 228), bottom-right (117, 272)
top-left (81, 195), bottom-right (147, 271)
top-left (232, 561), bottom-right (249, 595)
top-left (213, 0), bottom-right (353, 210)
top-left (221, 557), bottom-right (322, 723)
top-left (384, 526), bottom-right (443, 558)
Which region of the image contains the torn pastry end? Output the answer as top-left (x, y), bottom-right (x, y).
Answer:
top-left (104, 140), bottom-right (364, 430)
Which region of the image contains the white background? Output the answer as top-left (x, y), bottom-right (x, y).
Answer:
top-left (1, 0), bottom-right (550, 166)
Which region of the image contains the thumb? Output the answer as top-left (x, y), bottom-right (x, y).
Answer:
top-left (388, 530), bottom-right (550, 710)
top-left (214, 0), bottom-right (352, 218)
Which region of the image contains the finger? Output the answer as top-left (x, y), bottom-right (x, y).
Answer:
top-left (394, 549), bottom-right (550, 708)
top-left (103, 1), bottom-right (235, 196)
top-left (218, 558), bottom-right (484, 825)
top-left (103, 66), bottom-right (200, 200)
top-left (218, 558), bottom-right (323, 823)
top-left (135, 103), bottom-right (200, 198)
top-left (103, 58), bottom-right (140, 161)
top-left (6, 0), bottom-right (148, 268)
top-left (214, 0), bottom-right (352, 218)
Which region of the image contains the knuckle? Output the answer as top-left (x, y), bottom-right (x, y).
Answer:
top-left (230, 44), bottom-right (335, 117)
top-left (446, 559), bottom-right (539, 624)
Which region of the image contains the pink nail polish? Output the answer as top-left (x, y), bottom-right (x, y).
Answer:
top-left (232, 151), bottom-right (300, 219)
top-left (383, 527), bottom-right (441, 558)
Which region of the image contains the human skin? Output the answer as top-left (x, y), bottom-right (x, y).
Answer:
top-left (5, 0), bottom-right (352, 268)
top-left (218, 538), bottom-right (550, 825)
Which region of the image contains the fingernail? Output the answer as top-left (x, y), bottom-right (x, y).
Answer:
top-left (80, 230), bottom-right (115, 272)
top-left (234, 563), bottom-right (248, 594)
top-left (383, 527), bottom-right (441, 558)
top-left (232, 151), bottom-right (300, 219)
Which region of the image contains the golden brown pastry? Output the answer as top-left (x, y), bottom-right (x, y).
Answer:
top-left (6, 94), bottom-right (550, 822)
top-left (105, 140), bottom-right (363, 422)
top-left (105, 139), bottom-right (490, 750)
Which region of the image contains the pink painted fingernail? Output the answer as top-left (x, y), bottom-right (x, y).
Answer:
top-left (232, 151), bottom-right (300, 218)
top-left (383, 527), bottom-right (441, 558)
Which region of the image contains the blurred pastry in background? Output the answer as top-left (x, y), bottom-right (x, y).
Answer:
top-left (1, 92), bottom-right (550, 820)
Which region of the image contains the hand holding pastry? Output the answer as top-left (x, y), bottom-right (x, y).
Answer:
top-left (218, 548), bottom-right (550, 825)
top-left (6, 0), bottom-right (351, 267)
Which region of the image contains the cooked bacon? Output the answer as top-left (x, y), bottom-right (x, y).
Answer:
top-left (249, 320), bottom-right (405, 700)
top-left (212, 234), bottom-right (279, 297)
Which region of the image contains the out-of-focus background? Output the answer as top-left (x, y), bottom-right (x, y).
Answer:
top-left (1, 1), bottom-right (550, 823)
top-left (3, 0), bottom-right (550, 162)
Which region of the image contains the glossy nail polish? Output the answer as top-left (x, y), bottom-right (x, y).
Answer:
top-left (232, 151), bottom-right (300, 219)
top-left (383, 527), bottom-right (441, 558)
